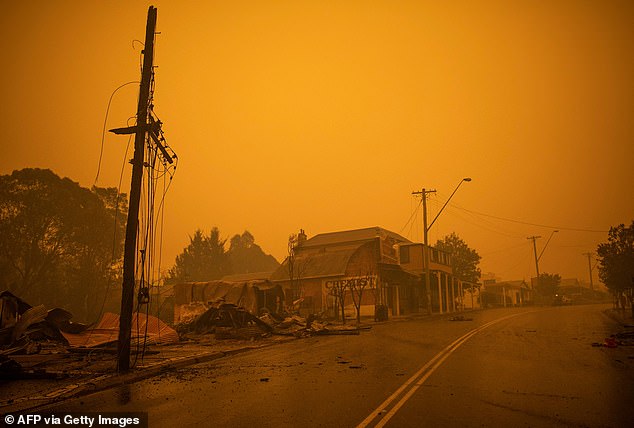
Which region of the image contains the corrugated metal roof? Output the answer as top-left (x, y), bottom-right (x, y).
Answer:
top-left (270, 244), bottom-right (363, 281)
top-left (172, 280), bottom-right (282, 314)
top-left (300, 226), bottom-right (410, 248)
top-left (62, 312), bottom-right (179, 348)
top-left (221, 271), bottom-right (274, 282)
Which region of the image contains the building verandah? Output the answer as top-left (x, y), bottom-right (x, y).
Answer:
top-left (398, 242), bottom-right (465, 314)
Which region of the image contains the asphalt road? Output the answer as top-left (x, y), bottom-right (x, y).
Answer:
top-left (39, 304), bottom-right (633, 427)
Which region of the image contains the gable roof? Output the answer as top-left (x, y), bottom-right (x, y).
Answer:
top-left (270, 244), bottom-right (364, 281)
top-left (221, 272), bottom-right (274, 282)
top-left (559, 278), bottom-right (580, 288)
top-left (301, 226), bottom-right (410, 248)
top-left (484, 280), bottom-right (530, 290)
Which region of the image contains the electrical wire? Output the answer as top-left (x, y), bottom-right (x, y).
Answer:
top-left (479, 241), bottom-right (529, 256)
top-left (399, 196), bottom-right (422, 236)
top-left (492, 246), bottom-right (534, 277)
top-left (85, 131), bottom-right (133, 349)
top-left (127, 66), bottom-right (177, 366)
top-left (431, 190), bottom-right (528, 238)
top-left (94, 81), bottom-right (139, 186)
top-left (442, 205), bottom-right (526, 239)
top-left (448, 202), bottom-right (609, 233)
top-left (108, 30), bottom-right (175, 369)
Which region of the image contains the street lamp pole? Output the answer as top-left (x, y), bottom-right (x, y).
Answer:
top-left (412, 188), bottom-right (436, 315)
top-left (528, 230), bottom-right (558, 291)
top-left (413, 177), bottom-right (471, 315)
top-left (538, 230), bottom-right (559, 262)
top-left (428, 178), bottom-right (472, 231)
top-left (582, 252), bottom-right (594, 291)
top-left (527, 236), bottom-right (542, 290)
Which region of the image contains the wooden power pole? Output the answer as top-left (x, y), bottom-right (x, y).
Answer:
top-left (412, 188), bottom-right (436, 315)
top-left (117, 6), bottom-right (157, 372)
top-left (527, 235), bottom-right (541, 290)
top-left (583, 252), bottom-right (594, 291)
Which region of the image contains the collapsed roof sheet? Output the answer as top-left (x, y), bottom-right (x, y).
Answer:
top-left (62, 312), bottom-right (179, 348)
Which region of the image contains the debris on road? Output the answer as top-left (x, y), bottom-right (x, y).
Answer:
top-left (178, 301), bottom-right (367, 340)
top-left (449, 315), bottom-right (473, 322)
top-left (265, 313), bottom-right (364, 337)
top-left (593, 329), bottom-right (634, 348)
top-left (614, 330), bottom-right (634, 346)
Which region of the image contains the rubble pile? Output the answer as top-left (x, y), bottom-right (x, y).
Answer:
top-left (0, 292), bottom-right (88, 354)
top-left (0, 291), bottom-right (89, 379)
top-left (177, 303), bottom-right (274, 340)
top-left (259, 313), bottom-right (364, 337)
top-left (177, 302), bottom-right (368, 340)
top-left (1, 291), bottom-right (179, 380)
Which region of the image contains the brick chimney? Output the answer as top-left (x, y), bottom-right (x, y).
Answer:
top-left (298, 229), bottom-right (307, 246)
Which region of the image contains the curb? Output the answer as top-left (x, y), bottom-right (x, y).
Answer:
top-left (2, 337), bottom-right (295, 414)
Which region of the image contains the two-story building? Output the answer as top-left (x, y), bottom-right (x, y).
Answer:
top-left (271, 226), bottom-right (468, 318)
top-left (396, 243), bottom-right (465, 313)
top-left (270, 227), bottom-right (419, 318)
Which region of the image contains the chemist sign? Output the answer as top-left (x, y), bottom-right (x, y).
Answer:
top-left (324, 275), bottom-right (377, 290)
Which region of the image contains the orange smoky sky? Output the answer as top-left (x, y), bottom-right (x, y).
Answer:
top-left (1, 1), bottom-right (632, 284)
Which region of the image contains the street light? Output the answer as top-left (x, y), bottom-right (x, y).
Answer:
top-left (413, 177), bottom-right (472, 315)
top-left (528, 230), bottom-right (558, 291)
top-left (538, 230), bottom-right (559, 262)
top-left (428, 178), bottom-right (472, 231)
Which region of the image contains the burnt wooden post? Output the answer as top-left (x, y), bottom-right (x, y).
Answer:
top-left (117, 6), bottom-right (157, 372)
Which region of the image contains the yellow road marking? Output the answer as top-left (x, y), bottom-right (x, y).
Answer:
top-left (357, 312), bottom-right (532, 428)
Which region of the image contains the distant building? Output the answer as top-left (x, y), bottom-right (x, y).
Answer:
top-left (559, 278), bottom-right (583, 296)
top-left (481, 280), bottom-right (531, 307)
top-left (559, 278), bottom-right (610, 301)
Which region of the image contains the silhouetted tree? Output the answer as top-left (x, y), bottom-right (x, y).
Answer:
top-left (285, 233), bottom-right (309, 300)
top-left (536, 273), bottom-right (561, 299)
top-left (349, 274), bottom-right (375, 325)
top-left (326, 279), bottom-right (348, 324)
top-left (0, 168), bottom-right (126, 321)
top-left (167, 228), bottom-right (232, 282)
top-left (597, 221), bottom-right (634, 309)
top-left (435, 233), bottom-right (481, 283)
top-left (228, 231), bottom-right (279, 274)
top-left (349, 247), bottom-right (376, 325)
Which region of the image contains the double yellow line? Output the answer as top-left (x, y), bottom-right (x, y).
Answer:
top-left (356, 312), bottom-right (530, 428)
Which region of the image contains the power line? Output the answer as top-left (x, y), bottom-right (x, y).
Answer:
top-left (448, 202), bottom-right (608, 233)
top-left (94, 81), bottom-right (139, 186)
top-left (480, 241), bottom-right (528, 256)
top-left (443, 205), bottom-right (526, 239)
top-left (399, 196), bottom-right (422, 235)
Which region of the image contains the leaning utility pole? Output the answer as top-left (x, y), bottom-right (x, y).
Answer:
top-left (583, 252), bottom-right (594, 291)
top-left (412, 188), bottom-right (436, 315)
top-left (527, 235), bottom-right (541, 290)
top-left (117, 6), bottom-right (157, 372)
